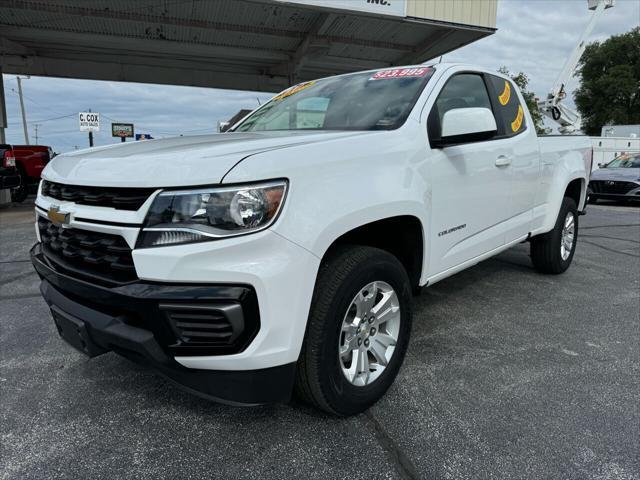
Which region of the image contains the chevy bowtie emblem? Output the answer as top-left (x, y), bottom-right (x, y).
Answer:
top-left (48, 206), bottom-right (70, 226)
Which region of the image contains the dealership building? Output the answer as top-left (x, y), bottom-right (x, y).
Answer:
top-left (0, 0), bottom-right (498, 143)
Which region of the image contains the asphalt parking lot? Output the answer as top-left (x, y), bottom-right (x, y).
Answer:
top-left (1, 199), bottom-right (638, 480)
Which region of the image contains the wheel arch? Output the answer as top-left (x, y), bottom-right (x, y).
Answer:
top-left (320, 215), bottom-right (425, 290)
top-left (534, 173), bottom-right (588, 236)
top-left (564, 177), bottom-right (586, 210)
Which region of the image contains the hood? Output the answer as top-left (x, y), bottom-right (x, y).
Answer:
top-left (590, 167), bottom-right (640, 182)
top-left (43, 131), bottom-right (368, 187)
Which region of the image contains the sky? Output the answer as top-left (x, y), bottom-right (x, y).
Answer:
top-left (2, 0), bottom-right (638, 153)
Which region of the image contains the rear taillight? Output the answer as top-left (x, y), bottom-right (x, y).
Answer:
top-left (2, 150), bottom-right (16, 168)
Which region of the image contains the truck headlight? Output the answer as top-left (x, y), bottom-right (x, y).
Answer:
top-left (137, 180), bottom-right (287, 247)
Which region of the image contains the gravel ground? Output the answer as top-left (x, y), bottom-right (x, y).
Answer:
top-left (1, 198), bottom-right (638, 480)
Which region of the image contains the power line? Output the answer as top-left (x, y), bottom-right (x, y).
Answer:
top-left (9, 87), bottom-right (69, 117)
top-left (7, 113), bottom-right (76, 126)
top-left (28, 113), bottom-right (76, 123)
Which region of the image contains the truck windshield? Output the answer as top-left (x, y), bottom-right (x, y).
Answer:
top-left (233, 67), bottom-right (435, 132)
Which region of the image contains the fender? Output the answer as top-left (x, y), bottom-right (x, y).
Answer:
top-left (221, 126), bottom-right (432, 270)
top-left (305, 202), bottom-right (426, 259)
top-left (533, 148), bottom-right (588, 236)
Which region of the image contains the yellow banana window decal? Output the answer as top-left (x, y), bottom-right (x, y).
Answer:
top-left (498, 81), bottom-right (511, 106)
top-left (511, 105), bottom-right (524, 132)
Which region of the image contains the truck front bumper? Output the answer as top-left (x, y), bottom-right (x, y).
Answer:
top-left (31, 244), bottom-right (298, 405)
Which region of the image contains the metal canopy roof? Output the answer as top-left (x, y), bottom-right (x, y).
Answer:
top-left (0, 0), bottom-right (495, 93)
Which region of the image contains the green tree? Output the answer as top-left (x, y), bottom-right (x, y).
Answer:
top-left (498, 67), bottom-right (545, 134)
top-left (574, 27), bottom-right (640, 135)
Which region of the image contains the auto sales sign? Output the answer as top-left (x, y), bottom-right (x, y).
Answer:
top-left (79, 112), bottom-right (100, 132)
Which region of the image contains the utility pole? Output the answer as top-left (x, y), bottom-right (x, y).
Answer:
top-left (16, 75), bottom-right (30, 145)
top-left (34, 124), bottom-right (40, 144)
top-left (0, 68), bottom-right (7, 144)
top-left (88, 108), bottom-right (94, 147)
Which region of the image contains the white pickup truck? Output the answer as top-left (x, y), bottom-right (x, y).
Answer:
top-left (32, 63), bottom-right (592, 416)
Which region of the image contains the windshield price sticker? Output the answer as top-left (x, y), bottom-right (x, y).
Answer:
top-left (273, 81), bottom-right (316, 101)
top-left (370, 67), bottom-right (430, 80)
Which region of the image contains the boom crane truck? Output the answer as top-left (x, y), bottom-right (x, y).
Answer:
top-left (538, 0), bottom-right (615, 134)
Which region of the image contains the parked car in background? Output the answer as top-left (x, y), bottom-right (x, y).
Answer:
top-left (0, 144), bottom-right (21, 193)
top-left (32, 64), bottom-right (591, 416)
top-left (11, 145), bottom-right (54, 203)
top-left (588, 153), bottom-right (640, 203)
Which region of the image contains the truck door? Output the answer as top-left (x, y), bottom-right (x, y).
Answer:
top-left (426, 72), bottom-right (511, 276)
top-left (485, 74), bottom-right (539, 243)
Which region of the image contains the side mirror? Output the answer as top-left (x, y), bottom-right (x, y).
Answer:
top-left (597, 163), bottom-right (605, 168)
top-left (434, 107), bottom-right (497, 148)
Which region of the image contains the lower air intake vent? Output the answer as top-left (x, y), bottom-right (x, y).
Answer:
top-left (161, 303), bottom-right (245, 348)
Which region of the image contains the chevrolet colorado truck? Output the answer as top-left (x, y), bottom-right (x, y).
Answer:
top-left (31, 64), bottom-right (592, 416)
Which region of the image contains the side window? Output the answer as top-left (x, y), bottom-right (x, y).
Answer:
top-left (428, 73), bottom-right (494, 143)
top-left (488, 75), bottom-right (526, 136)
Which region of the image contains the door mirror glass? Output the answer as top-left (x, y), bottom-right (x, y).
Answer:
top-left (436, 107), bottom-right (497, 147)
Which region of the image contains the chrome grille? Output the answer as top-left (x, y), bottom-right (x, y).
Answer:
top-left (41, 180), bottom-right (155, 211)
top-left (590, 180), bottom-right (637, 195)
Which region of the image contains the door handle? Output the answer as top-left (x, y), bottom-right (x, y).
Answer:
top-left (495, 155), bottom-right (512, 167)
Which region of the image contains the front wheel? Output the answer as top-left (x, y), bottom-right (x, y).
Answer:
top-left (294, 245), bottom-right (412, 416)
top-left (530, 197), bottom-right (578, 274)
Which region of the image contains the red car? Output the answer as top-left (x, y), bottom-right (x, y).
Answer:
top-left (11, 145), bottom-right (54, 202)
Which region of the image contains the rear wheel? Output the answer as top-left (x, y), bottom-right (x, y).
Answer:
top-left (294, 245), bottom-right (412, 416)
top-left (530, 197), bottom-right (578, 274)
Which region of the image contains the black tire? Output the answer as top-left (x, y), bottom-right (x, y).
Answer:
top-left (10, 170), bottom-right (28, 203)
top-left (530, 197), bottom-right (578, 274)
top-left (294, 245), bottom-right (412, 416)
top-left (587, 192), bottom-right (597, 204)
